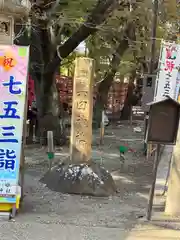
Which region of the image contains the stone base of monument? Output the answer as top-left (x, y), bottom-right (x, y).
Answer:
top-left (40, 162), bottom-right (117, 197)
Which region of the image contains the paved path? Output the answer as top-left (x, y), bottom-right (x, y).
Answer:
top-left (0, 217), bottom-right (179, 240)
top-left (127, 146), bottom-right (180, 240)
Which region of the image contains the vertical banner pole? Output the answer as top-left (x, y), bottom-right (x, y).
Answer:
top-left (20, 84), bottom-right (28, 202)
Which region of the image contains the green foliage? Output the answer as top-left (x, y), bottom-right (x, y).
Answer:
top-left (86, 0), bottom-right (178, 79)
top-left (55, 0), bottom-right (97, 19)
top-left (50, 0), bottom-right (97, 40)
top-left (31, 0), bottom-right (178, 78)
top-left (60, 51), bottom-right (84, 76)
top-left (86, 1), bottom-right (150, 78)
top-left (160, 0), bottom-right (178, 22)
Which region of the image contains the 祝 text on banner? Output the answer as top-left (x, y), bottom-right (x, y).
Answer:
top-left (0, 45), bottom-right (29, 203)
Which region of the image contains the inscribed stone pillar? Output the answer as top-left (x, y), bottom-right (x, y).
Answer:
top-left (70, 57), bottom-right (95, 163)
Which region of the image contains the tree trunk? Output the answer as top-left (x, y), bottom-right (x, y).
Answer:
top-left (29, 22), bottom-right (66, 145)
top-left (94, 71), bottom-right (117, 127)
top-left (39, 71), bottom-right (66, 145)
top-left (120, 67), bottom-right (137, 120)
top-left (29, 0), bottom-right (129, 142)
top-left (93, 22), bottom-right (135, 125)
top-left (121, 81), bottom-right (135, 120)
top-left (33, 72), bottom-right (42, 142)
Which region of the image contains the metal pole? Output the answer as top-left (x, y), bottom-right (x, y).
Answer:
top-left (149, 0), bottom-right (159, 74)
top-left (146, 144), bottom-right (160, 221)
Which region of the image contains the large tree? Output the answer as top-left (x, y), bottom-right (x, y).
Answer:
top-left (87, 0), bottom-right (177, 123)
top-left (89, 0), bottom-right (150, 122)
top-left (28, 0), bottom-right (130, 144)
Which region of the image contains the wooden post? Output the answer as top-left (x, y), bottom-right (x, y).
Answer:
top-left (47, 131), bottom-right (54, 152)
top-left (20, 86), bottom-right (28, 202)
top-left (147, 144), bottom-right (160, 220)
top-left (147, 143), bottom-right (153, 160)
top-left (70, 57), bottom-right (95, 163)
top-left (47, 131), bottom-right (54, 170)
top-left (100, 110), bottom-right (105, 145)
top-left (129, 106), bottom-right (133, 126)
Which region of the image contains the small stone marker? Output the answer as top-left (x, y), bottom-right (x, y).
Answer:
top-left (100, 110), bottom-right (105, 145)
top-left (47, 131), bottom-right (54, 170)
top-left (70, 57), bottom-right (95, 163)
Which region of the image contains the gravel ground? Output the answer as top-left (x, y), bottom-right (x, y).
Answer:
top-left (0, 122), bottom-right (171, 240)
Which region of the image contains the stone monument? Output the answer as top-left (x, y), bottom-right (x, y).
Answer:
top-left (41, 57), bottom-right (116, 197)
top-left (70, 57), bottom-right (94, 163)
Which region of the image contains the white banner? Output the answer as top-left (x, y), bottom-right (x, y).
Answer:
top-left (175, 72), bottom-right (180, 100)
top-left (154, 41), bottom-right (180, 102)
top-left (0, 46), bottom-right (29, 203)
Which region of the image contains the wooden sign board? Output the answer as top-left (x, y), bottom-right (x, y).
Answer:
top-left (146, 97), bottom-right (180, 144)
top-left (0, 14), bottom-right (14, 45)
